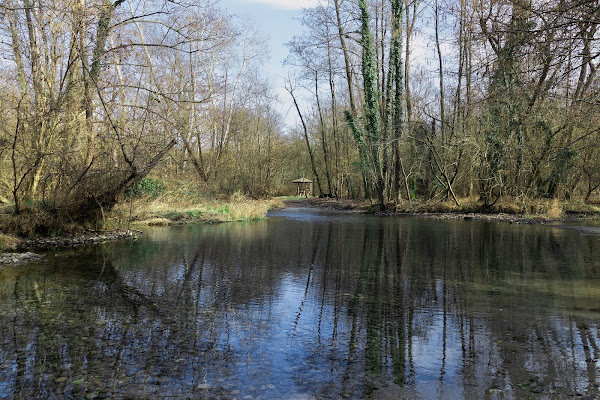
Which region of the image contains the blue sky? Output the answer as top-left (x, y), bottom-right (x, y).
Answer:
top-left (218, 0), bottom-right (319, 127)
top-left (216, 0), bottom-right (438, 130)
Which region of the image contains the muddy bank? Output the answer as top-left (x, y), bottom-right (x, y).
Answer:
top-left (284, 198), bottom-right (368, 212)
top-left (284, 198), bottom-right (600, 225)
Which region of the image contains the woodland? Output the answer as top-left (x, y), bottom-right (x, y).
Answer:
top-left (0, 0), bottom-right (599, 236)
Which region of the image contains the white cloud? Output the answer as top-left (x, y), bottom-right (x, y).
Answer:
top-left (242, 0), bottom-right (321, 10)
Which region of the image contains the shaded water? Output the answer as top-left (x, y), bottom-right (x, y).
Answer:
top-left (1, 208), bottom-right (600, 399)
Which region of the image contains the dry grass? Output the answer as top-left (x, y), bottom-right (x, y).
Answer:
top-left (513, 198), bottom-right (565, 219)
top-left (0, 233), bottom-right (21, 252)
top-left (545, 199), bottom-right (564, 219)
top-left (143, 217), bottom-right (173, 226)
top-left (396, 196), bottom-right (480, 214)
top-left (393, 196), bottom-right (595, 220)
top-left (563, 200), bottom-right (600, 214)
top-left (108, 181), bottom-right (284, 228)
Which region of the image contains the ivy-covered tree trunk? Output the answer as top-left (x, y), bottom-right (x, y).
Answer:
top-left (347, 0), bottom-right (405, 208)
top-left (347, 0), bottom-right (385, 208)
top-left (479, 0), bottom-right (531, 205)
top-left (387, 0), bottom-right (404, 203)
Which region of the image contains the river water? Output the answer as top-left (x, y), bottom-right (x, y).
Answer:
top-left (1, 208), bottom-right (600, 399)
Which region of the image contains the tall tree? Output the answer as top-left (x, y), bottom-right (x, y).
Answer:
top-left (346, 0), bottom-right (386, 206)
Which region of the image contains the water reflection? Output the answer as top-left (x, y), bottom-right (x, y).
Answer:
top-left (1, 209), bottom-right (600, 399)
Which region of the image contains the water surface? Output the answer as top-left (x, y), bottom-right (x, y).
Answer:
top-left (1, 208), bottom-right (600, 399)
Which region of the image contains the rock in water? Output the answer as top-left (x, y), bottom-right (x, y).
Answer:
top-left (0, 252), bottom-right (43, 265)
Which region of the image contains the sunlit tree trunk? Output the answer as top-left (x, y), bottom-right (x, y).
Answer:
top-left (287, 81), bottom-right (324, 195)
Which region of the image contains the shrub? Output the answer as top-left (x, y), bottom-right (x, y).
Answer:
top-left (124, 178), bottom-right (165, 199)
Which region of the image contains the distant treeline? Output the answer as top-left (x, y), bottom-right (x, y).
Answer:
top-left (286, 0), bottom-right (600, 208)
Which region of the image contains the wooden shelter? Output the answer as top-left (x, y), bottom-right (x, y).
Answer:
top-left (292, 178), bottom-right (313, 197)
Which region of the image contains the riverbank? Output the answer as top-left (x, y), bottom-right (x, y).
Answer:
top-left (283, 197), bottom-right (600, 224)
top-left (108, 192), bottom-right (284, 227)
top-left (0, 188), bottom-right (284, 264)
top-left (3, 195), bottom-right (597, 265)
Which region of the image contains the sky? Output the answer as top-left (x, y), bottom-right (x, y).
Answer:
top-left (215, 0), bottom-right (443, 130)
top-left (218, 0), bottom-right (318, 128)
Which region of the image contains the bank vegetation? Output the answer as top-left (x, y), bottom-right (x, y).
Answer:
top-left (0, 0), bottom-right (599, 241)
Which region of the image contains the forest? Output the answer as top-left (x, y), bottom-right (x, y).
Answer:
top-left (0, 0), bottom-right (599, 236)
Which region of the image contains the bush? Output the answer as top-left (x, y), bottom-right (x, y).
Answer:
top-left (124, 178), bottom-right (165, 199)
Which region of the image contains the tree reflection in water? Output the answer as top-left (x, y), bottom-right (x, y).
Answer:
top-left (1, 210), bottom-right (600, 399)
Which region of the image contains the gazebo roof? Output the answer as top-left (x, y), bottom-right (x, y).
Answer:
top-left (292, 178), bottom-right (312, 183)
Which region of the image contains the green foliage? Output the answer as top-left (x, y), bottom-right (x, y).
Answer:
top-left (358, 0), bottom-right (381, 144)
top-left (477, 1), bottom-right (533, 205)
top-left (124, 178), bottom-right (165, 199)
top-left (185, 210), bottom-right (205, 218)
top-left (218, 206), bottom-right (231, 215)
top-left (345, 111), bottom-right (370, 173)
top-left (543, 148), bottom-right (577, 198)
top-left (348, 0), bottom-right (387, 204)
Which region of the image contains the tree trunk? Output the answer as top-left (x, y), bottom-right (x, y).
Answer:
top-left (73, 139), bottom-right (177, 222)
top-left (315, 71), bottom-right (333, 195)
top-left (434, 0), bottom-right (446, 144)
top-left (333, 0), bottom-right (357, 115)
top-left (287, 83), bottom-right (324, 195)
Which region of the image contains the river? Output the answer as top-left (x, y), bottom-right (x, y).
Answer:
top-left (1, 207), bottom-right (600, 399)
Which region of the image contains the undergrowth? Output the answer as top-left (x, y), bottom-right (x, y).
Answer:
top-left (0, 178), bottom-right (285, 238)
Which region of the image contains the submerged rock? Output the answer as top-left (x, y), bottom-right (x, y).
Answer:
top-left (0, 252), bottom-right (43, 265)
top-left (1, 230), bottom-right (139, 265)
top-left (15, 230), bottom-right (139, 251)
